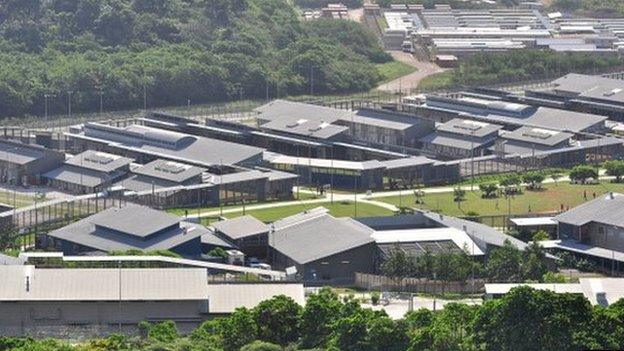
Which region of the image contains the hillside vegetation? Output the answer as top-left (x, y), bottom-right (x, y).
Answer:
top-left (552, 0), bottom-right (624, 17)
top-left (0, 0), bottom-right (390, 118)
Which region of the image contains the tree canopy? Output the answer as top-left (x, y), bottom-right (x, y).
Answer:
top-left (0, 0), bottom-right (390, 118)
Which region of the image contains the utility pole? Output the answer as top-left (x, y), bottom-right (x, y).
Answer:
top-left (99, 89), bottom-right (104, 115)
top-left (310, 65), bottom-right (314, 96)
top-left (67, 90), bottom-right (73, 120)
top-left (470, 129), bottom-right (475, 191)
top-left (44, 94), bottom-right (50, 127)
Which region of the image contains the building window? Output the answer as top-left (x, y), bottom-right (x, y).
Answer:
top-left (598, 226), bottom-right (605, 235)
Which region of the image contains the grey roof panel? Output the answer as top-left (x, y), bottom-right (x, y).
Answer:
top-left (554, 193), bottom-right (624, 227)
top-left (500, 126), bottom-right (573, 146)
top-left (212, 215), bottom-right (270, 240)
top-left (420, 132), bottom-right (489, 150)
top-left (132, 159), bottom-right (205, 183)
top-left (90, 205), bottom-right (181, 238)
top-left (42, 165), bottom-right (119, 188)
top-left (270, 211), bottom-right (374, 264)
top-left (436, 118), bottom-right (503, 137)
top-left (0, 141), bottom-right (45, 165)
top-left (0, 266), bottom-right (209, 301)
top-left (65, 150), bottom-right (133, 173)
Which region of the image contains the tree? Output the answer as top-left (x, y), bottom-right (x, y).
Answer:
top-left (380, 246), bottom-right (414, 280)
top-left (479, 182), bottom-right (498, 198)
top-left (486, 240), bottom-right (523, 282)
top-left (453, 187), bottom-right (466, 209)
top-left (368, 316), bottom-right (410, 351)
top-left (404, 308), bottom-right (435, 329)
top-left (330, 311), bottom-right (371, 351)
top-left (240, 340), bottom-right (282, 351)
top-left (473, 286), bottom-right (593, 351)
top-left (532, 230), bottom-right (550, 242)
top-left (523, 172), bottom-right (545, 190)
top-left (220, 308), bottom-right (257, 351)
top-left (428, 303), bottom-right (477, 351)
top-left (604, 160), bottom-right (624, 182)
top-left (253, 295), bottom-right (302, 346)
top-left (147, 321), bottom-right (179, 343)
top-left (500, 173), bottom-right (522, 194)
top-left (300, 288), bottom-right (342, 348)
top-left (522, 242), bottom-right (548, 281)
top-left (569, 165), bottom-right (598, 184)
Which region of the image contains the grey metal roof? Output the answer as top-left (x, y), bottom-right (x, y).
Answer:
top-left (80, 123), bottom-right (264, 167)
top-left (256, 100), bottom-right (350, 140)
top-left (65, 150), bottom-right (133, 173)
top-left (0, 140), bottom-right (45, 165)
top-left (270, 210), bottom-right (375, 264)
top-left (499, 126), bottom-right (573, 146)
top-left (260, 116), bottom-right (348, 140)
top-left (342, 109), bottom-right (415, 130)
top-left (552, 73), bottom-right (624, 104)
top-left (0, 265), bottom-right (209, 301)
top-left (420, 132), bottom-right (489, 150)
top-left (90, 205), bottom-right (181, 238)
top-left (212, 215), bottom-right (270, 240)
top-left (436, 118), bottom-right (503, 137)
top-left (205, 170), bottom-right (268, 185)
top-left (554, 193), bottom-right (624, 227)
top-left (380, 156), bottom-right (435, 170)
top-left (47, 204), bottom-right (205, 252)
top-left (420, 210), bottom-right (530, 251)
top-left (42, 165), bottom-right (120, 188)
top-left (115, 174), bottom-right (179, 192)
top-left (200, 232), bottom-right (236, 248)
top-left (132, 159), bottom-right (205, 183)
top-left (206, 283), bottom-right (305, 314)
top-left (527, 107), bottom-right (607, 132)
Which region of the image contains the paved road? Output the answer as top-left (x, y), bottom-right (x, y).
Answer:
top-left (377, 51), bottom-right (448, 93)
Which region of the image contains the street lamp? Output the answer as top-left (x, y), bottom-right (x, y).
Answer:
top-left (67, 90), bottom-right (73, 120)
top-left (99, 89), bottom-right (104, 115)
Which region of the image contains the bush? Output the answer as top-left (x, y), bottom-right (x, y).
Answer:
top-left (370, 292), bottom-right (380, 305)
top-left (569, 165), bottom-right (598, 184)
top-left (542, 272), bottom-right (567, 283)
top-left (532, 230), bottom-right (550, 242)
top-left (240, 340), bottom-right (282, 351)
top-left (147, 321), bottom-right (179, 343)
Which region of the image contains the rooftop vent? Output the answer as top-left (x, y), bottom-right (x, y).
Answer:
top-left (604, 88), bottom-right (623, 97)
top-left (83, 152), bottom-right (118, 165)
top-left (287, 119), bottom-right (308, 128)
top-left (521, 128), bottom-right (558, 140)
top-left (154, 161), bottom-right (190, 174)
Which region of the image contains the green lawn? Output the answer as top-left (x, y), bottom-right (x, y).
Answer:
top-left (376, 182), bottom-right (624, 217)
top-left (220, 200), bottom-right (394, 223)
top-left (0, 190), bottom-right (36, 208)
top-left (418, 70), bottom-right (455, 91)
top-left (376, 61), bottom-right (417, 84)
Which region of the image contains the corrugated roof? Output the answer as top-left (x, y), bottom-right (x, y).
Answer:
top-left (91, 205), bottom-right (181, 238)
top-left (420, 132), bottom-right (491, 150)
top-left (500, 126), bottom-right (573, 146)
top-left (554, 193), bottom-right (624, 227)
top-left (0, 140), bottom-right (45, 165)
top-left (212, 216), bottom-right (270, 240)
top-left (270, 211), bottom-right (375, 264)
top-left (436, 118), bottom-right (503, 137)
top-left (132, 159), bottom-right (205, 183)
top-left (0, 266), bottom-right (209, 301)
top-left (206, 283), bottom-right (305, 314)
top-left (65, 150), bottom-right (133, 173)
top-left (42, 165), bottom-right (117, 188)
top-left (47, 204), bottom-right (205, 252)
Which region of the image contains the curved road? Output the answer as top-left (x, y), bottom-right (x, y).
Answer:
top-left (377, 51), bottom-right (448, 93)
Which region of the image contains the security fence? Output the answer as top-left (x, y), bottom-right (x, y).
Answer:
top-left (355, 272), bottom-right (485, 294)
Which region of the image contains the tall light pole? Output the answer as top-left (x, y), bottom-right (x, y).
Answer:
top-left (470, 129), bottom-right (475, 191)
top-left (99, 89), bottom-right (104, 115)
top-left (67, 90), bottom-right (73, 120)
top-left (44, 94), bottom-right (50, 128)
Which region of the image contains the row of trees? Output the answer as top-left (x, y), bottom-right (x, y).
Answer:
top-left (0, 0), bottom-right (391, 118)
top-left (3, 286), bottom-right (624, 351)
top-left (452, 51), bottom-right (623, 87)
top-left (381, 240), bottom-right (549, 283)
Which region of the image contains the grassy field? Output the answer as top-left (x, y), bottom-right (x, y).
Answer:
top-left (376, 61), bottom-right (417, 84)
top-left (418, 70), bottom-right (454, 91)
top-left (0, 190), bottom-right (36, 208)
top-left (219, 200), bottom-right (394, 223)
top-left (376, 182), bottom-right (624, 217)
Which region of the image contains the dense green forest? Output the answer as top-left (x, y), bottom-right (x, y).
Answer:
top-left (2, 287), bottom-right (624, 351)
top-left (421, 50), bottom-right (623, 90)
top-left (453, 51), bottom-right (622, 86)
top-left (551, 0), bottom-right (624, 17)
top-left (374, 0), bottom-right (514, 8)
top-left (0, 0), bottom-right (390, 118)
top-left (295, 0), bottom-right (363, 8)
